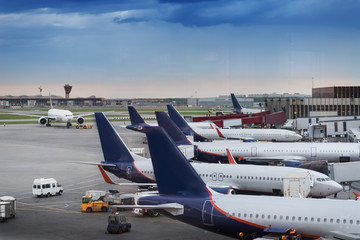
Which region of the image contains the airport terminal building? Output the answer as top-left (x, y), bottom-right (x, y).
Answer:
top-left (265, 86), bottom-right (360, 119)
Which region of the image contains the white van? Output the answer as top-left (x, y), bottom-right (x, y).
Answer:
top-left (32, 178), bottom-right (63, 197)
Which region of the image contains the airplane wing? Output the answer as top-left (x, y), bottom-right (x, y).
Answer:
top-left (111, 203), bottom-right (184, 216)
top-left (4, 112), bottom-right (50, 119)
top-left (73, 112), bottom-right (94, 118)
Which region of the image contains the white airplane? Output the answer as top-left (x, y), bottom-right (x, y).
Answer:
top-left (9, 94), bottom-right (93, 128)
top-left (167, 104), bottom-right (302, 142)
top-left (126, 106), bottom-right (214, 132)
top-left (231, 93), bottom-right (262, 114)
top-left (124, 126), bottom-right (360, 240)
top-left (92, 112), bottom-right (341, 198)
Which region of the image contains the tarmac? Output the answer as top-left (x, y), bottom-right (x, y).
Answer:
top-left (0, 123), bottom-right (231, 240)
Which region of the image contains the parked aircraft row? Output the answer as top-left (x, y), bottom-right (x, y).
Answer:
top-left (127, 106), bottom-right (360, 165)
top-left (126, 105), bottom-right (302, 142)
top-left (90, 112), bottom-right (341, 198)
top-left (118, 124), bottom-right (360, 239)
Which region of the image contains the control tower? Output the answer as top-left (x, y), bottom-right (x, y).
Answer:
top-left (64, 84), bottom-right (72, 99)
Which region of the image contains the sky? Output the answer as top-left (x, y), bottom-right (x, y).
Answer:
top-left (1, 0), bottom-right (360, 98)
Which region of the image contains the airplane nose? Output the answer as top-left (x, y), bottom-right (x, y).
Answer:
top-left (295, 134), bottom-right (302, 141)
top-left (329, 182), bottom-right (343, 195)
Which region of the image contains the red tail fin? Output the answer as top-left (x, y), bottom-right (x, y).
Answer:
top-left (226, 148), bottom-right (237, 164)
top-left (216, 128), bottom-right (225, 138)
top-left (353, 192), bottom-right (360, 200)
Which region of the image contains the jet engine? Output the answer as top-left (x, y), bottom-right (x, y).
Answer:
top-left (76, 117), bottom-right (84, 124)
top-left (211, 187), bottom-right (236, 195)
top-left (38, 117), bottom-right (47, 125)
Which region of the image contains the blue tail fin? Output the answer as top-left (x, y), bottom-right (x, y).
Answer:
top-left (230, 93), bottom-right (242, 114)
top-left (128, 106), bottom-right (146, 125)
top-left (155, 111), bottom-right (191, 146)
top-left (126, 106), bottom-right (150, 132)
top-left (166, 104), bottom-right (194, 135)
top-left (95, 112), bottom-right (133, 163)
top-left (144, 126), bottom-right (208, 196)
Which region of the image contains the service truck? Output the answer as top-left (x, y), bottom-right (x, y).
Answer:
top-left (0, 202), bottom-right (11, 222)
top-left (283, 172), bottom-right (313, 198)
top-left (0, 196), bottom-right (16, 218)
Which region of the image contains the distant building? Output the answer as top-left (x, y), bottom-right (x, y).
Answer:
top-left (0, 96), bottom-right (105, 108)
top-left (265, 86), bottom-right (360, 119)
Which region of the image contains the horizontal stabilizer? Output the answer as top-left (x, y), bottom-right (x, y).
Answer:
top-left (71, 161), bottom-right (116, 167)
top-left (111, 203), bottom-right (184, 216)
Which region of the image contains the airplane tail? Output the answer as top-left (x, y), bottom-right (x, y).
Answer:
top-left (144, 126), bottom-right (208, 196)
top-left (49, 93), bottom-right (53, 109)
top-left (155, 111), bottom-right (191, 146)
top-left (166, 104), bottom-right (194, 135)
top-left (230, 93), bottom-right (242, 114)
top-left (95, 112), bottom-right (133, 163)
top-left (126, 106), bottom-right (150, 132)
top-left (128, 106), bottom-right (146, 125)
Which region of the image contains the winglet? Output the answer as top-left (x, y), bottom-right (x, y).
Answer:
top-left (97, 164), bottom-right (116, 184)
top-left (226, 149), bottom-right (237, 164)
top-left (216, 128), bottom-right (226, 139)
top-left (353, 192), bottom-right (360, 200)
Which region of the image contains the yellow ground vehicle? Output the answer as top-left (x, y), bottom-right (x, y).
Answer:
top-left (81, 196), bottom-right (109, 213)
top-left (73, 124), bottom-right (92, 129)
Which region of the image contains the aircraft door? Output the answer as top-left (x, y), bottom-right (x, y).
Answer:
top-left (311, 147), bottom-right (317, 158)
top-left (126, 166), bottom-right (132, 178)
top-left (251, 147), bottom-right (257, 157)
top-left (202, 200), bottom-right (214, 225)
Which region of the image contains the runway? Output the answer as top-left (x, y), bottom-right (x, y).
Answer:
top-left (0, 123), bottom-right (231, 240)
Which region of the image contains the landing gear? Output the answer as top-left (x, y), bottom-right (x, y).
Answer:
top-left (46, 119), bottom-right (51, 127)
top-left (66, 122), bottom-right (72, 128)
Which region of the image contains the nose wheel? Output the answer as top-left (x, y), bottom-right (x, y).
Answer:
top-left (67, 122), bottom-right (72, 128)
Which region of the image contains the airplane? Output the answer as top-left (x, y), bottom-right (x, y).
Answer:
top-left (8, 94), bottom-right (93, 128)
top-left (120, 126), bottom-right (360, 239)
top-left (231, 93), bottom-right (262, 114)
top-left (126, 106), bottom-right (214, 132)
top-left (167, 104), bottom-right (302, 142)
top-left (91, 112), bottom-right (341, 198)
top-left (156, 109), bottom-right (360, 165)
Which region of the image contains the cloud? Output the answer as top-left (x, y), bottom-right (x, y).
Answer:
top-left (0, 8), bottom-right (93, 28)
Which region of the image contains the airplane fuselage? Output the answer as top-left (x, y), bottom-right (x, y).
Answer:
top-left (102, 155), bottom-right (341, 198)
top-left (48, 109), bottom-right (74, 123)
top-left (139, 189), bottom-right (360, 239)
top-left (191, 128), bottom-right (302, 142)
top-left (195, 141), bottom-right (360, 163)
